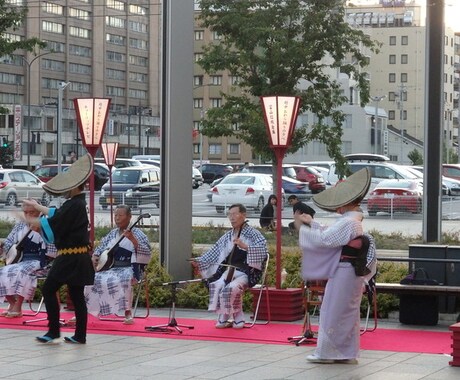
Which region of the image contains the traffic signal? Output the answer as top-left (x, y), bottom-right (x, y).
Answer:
top-left (1, 137), bottom-right (7, 148)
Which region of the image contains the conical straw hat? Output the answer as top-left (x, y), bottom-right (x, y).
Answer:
top-left (43, 154), bottom-right (93, 196)
top-left (313, 168), bottom-right (371, 212)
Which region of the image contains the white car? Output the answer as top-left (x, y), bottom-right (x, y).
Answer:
top-left (211, 173), bottom-right (278, 214)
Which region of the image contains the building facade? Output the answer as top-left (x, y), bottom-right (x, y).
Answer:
top-left (0, 0), bottom-right (161, 168)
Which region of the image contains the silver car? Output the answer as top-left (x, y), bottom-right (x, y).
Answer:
top-left (0, 169), bottom-right (50, 206)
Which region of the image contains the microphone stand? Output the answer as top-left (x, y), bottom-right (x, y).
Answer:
top-left (145, 279), bottom-right (203, 334)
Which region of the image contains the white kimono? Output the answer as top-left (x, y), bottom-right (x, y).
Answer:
top-left (299, 211), bottom-right (373, 360)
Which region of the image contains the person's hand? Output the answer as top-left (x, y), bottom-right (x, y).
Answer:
top-left (294, 211), bottom-right (312, 229)
top-left (123, 230), bottom-right (139, 250)
top-left (91, 255), bottom-right (99, 269)
top-left (233, 237), bottom-right (248, 250)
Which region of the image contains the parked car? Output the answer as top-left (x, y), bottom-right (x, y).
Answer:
top-left (192, 167), bottom-right (203, 189)
top-left (240, 164), bottom-right (297, 179)
top-left (198, 163), bottom-right (233, 184)
top-left (288, 164), bottom-right (326, 193)
top-left (99, 166), bottom-right (160, 209)
top-left (211, 173), bottom-right (278, 214)
top-left (442, 164), bottom-right (460, 181)
top-left (367, 179), bottom-right (423, 216)
top-left (33, 164), bottom-right (71, 182)
top-left (281, 176), bottom-right (311, 200)
top-left (405, 165), bottom-right (453, 196)
top-left (0, 169), bottom-right (50, 206)
top-left (95, 157), bottom-right (143, 169)
top-left (36, 163), bottom-right (110, 191)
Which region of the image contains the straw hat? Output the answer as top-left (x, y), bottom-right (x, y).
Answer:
top-left (312, 168), bottom-right (371, 212)
top-left (43, 153), bottom-right (93, 196)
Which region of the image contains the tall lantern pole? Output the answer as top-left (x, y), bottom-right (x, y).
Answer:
top-left (101, 142), bottom-right (119, 227)
top-left (74, 98), bottom-right (111, 243)
top-left (261, 95), bottom-right (301, 289)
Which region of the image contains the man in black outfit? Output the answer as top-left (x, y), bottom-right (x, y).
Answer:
top-left (288, 195), bottom-right (316, 232)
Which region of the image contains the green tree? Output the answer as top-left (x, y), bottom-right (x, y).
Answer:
top-left (407, 149), bottom-right (423, 166)
top-left (198, 0), bottom-right (379, 176)
top-left (0, 1), bottom-right (46, 114)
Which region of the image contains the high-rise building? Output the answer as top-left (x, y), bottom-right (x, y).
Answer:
top-left (0, 0), bottom-right (161, 168)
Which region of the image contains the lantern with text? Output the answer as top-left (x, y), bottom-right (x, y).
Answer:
top-left (261, 96), bottom-right (301, 289)
top-left (74, 98), bottom-right (111, 243)
top-left (101, 142), bottom-right (119, 228)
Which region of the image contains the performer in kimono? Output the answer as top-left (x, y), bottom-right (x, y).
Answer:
top-left (0, 201), bottom-right (57, 318)
top-left (195, 203), bottom-right (268, 329)
top-left (23, 154), bottom-right (95, 344)
top-left (294, 168), bottom-right (376, 364)
top-left (84, 204), bottom-right (151, 324)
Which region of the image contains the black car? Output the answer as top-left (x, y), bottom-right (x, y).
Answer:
top-left (198, 163), bottom-right (233, 184)
top-left (99, 166), bottom-right (160, 209)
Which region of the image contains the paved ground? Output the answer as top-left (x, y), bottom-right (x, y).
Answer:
top-left (1, 308), bottom-right (459, 380)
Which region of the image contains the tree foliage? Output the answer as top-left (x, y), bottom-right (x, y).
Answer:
top-left (198, 0), bottom-right (379, 175)
top-left (0, 1), bottom-right (46, 114)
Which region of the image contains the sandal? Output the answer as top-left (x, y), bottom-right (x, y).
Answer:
top-left (64, 336), bottom-right (85, 344)
top-left (5, 311), bottom-right (22, 318)
top-left (36, 335), bottom-right (60, 344)
top-left (0, 310), bottom-right (11, 317)
top-left (123, 316), bottom-right (134, 325)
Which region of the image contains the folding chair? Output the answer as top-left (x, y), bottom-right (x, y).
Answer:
top-left (361, 275), bottom-right (378, 334)
top-left (98, 267), bottom-right (150, 322)
top-left (288, 280), bottom-right (326, 345)
top-left (244, 255), bottom-right (271, 328)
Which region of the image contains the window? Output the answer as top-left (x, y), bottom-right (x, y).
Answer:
top-left (0, 72), bottom-right (23, 85)
top-left (107, 0), bottom-right (125, 11)
top-left (42, 59), bottom-right (65, 72)
top-left (194, 75), bottom-right (203, 86)
top-left (228, 144), bottom-right (240, 155)
top-left (195, 30), bottom-right (204, 40)
top-left (42, 21), bottom-right (64, 34)
top-left (69, 26), bottom-right (90, 39)
top-left (129, 38), bottom-right (147, 50)
top-left (3, 33), bottom-right (21, 42)
top-left (401, 36), bottom-right (408, 45)
top-left (106, 33), bottom-right (125, 46)
top-left (129, 21), bottom-right (147, 33)
top-left (129, 4), bottom-right (147, 15)
top-left (401, 54), bottom-right (408, 64)
top-left (129, 55), bottom-right (148, 67)
top-left (210, 98), bottom-right (222, 108)
top-left (70, 63), bottom-right (91, 75)
top-left (211, 75), bottom-right (222, 85)
top-left (209, 144), bottom-right (222, 155)
top-left (388, 92), bottom-right (396, 101)
top-left (232, 122), bottom-right (240, 131)
top-left (389, 73), bottom-right (396, 83)
top-left (193, 121), bottom-right (201, 130)
top-left (106, 86), bottom-right (125, 97)
top-left (389, 36), bottom-right (396, 45)
top-left (107, 51), bottom-right (125, 62)
top-left (401, 73), bottom-right (408, 83)
top-left (106, 16), bottom-right (126, 29)
top-left (230, 76), bottom-right (240, 85)
top-left (42, 2), bottom-right (63, 14)
top-left (194, 53), bottom-right (203, 62)
top-left (193, 143), bottom-right (201, 154)
top-left (44, 41), bottom-right (65, 53)
top-left (193, 98), bottom-right (203, 109)
top-left (388, 110), bottom-right (395, 120)
top-left (106, 68), bottom-right (125, 80)
top-left (401, 110), bottom-right (407, 120)
top-left (212, 31), bottom-right (222, 40)
top-left (70, 82), bottom-right (90, 93)
top-left (389, 55), bottom-right (396, 64)
top-left (129, 72), bottom-right (147, 82)
top-left (128, 89), bottom-right (147, 99)
top-left (69, 7), bottom-right (90, 20)
top-left (69, 45), bottom-right (91, 57)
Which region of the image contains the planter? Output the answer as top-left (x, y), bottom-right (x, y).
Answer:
top-left (250, 287), bottom-right (304, 322)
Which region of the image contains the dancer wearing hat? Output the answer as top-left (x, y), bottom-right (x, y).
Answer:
top-left (23, 154), bottom-right (95, 344)
top-left (293, 168), bottom-right (376, 364)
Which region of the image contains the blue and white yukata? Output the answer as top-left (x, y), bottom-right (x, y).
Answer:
top-left (197, 224), bottom-right (268, 318)
top-left (85, 227), bottom-right (151, 317)
top-left (299, 211), bottom-right (376, 361)
top-left (0, 222), bottom-right (56, 303)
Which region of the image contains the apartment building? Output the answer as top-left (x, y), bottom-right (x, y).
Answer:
top-left (0, 0), bottom-right (162, 169)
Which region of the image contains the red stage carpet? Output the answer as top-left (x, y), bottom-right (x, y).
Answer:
top-left (0, 312), bottom-right (451, 355)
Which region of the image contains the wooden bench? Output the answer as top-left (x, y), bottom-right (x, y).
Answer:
top-left (375, 283), bottom-right (460, 296)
